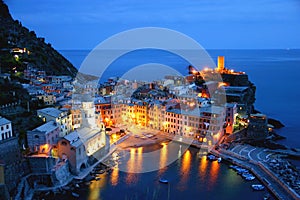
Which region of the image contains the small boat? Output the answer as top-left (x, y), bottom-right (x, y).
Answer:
top-left (159, 178), bottom-right (169, 184)
top-left (244, 175), bottom-right (255, 181)
top-left (95, 177), bottom-right (101, 181)
top-left (251, 184), bottom-right (265, 191)
top-left (72, 192), bottom-right (80, 197)
top-left (207, 155), bottom-right (217, 161)
top-left (217, 157), bottom-right (222, 163)
top-left (263, 193), bottom-right (270, 200)
top-left (229, 165), bottom-right (237, 169)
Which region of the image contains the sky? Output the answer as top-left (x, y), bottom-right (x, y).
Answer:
top-left (4, 0), bottom-right (300, 50)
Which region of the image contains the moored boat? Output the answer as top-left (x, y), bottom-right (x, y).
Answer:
top-left (72, 192), bottom-right (80, 197)
top-left (159, 178), bottom-right (169, 184)
top-left (207, 154), bottom-right (217, 161)
top-left (251, 184), bottom-right (265, 191)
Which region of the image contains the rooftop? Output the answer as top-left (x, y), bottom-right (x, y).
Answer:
top-left (64, 127), bottom-right (101, 148)
top-left (38, 107), bottom-right (63, 118)
top-left (0, 116), bottom-right (11, 126)
top-left (224, 86), bottom-right (249, 93)
top-left (34, 121), bottom-right (58, 133)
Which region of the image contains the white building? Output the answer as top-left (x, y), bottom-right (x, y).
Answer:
top-left (0, 116), bottom-right (12, 141)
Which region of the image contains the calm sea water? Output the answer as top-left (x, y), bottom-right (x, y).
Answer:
top-left (61, 49), bottom-right (300, 148)
top-left (68, 145), bottom-right (273, 200)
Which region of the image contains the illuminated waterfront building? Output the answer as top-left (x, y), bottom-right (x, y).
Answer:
top-left (57, 126), bottom-right (107, 174)
top-left (225, 103), bottom-right (238, 134)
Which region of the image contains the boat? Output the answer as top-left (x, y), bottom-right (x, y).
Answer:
top-left (72, 192), bottom-right (80, 197)
top-left (251, 184), bottom-right (265, 191)
top-left (244, 175), bottom-right (255, 181)
top-left (207, 154), bottom-right (217, 161)
top-left (229, 165), bottom-right (237, 169)
top-left (236, 168), bottom-right (249, 174)
top-left (217, 157), bottom-right (222, 163)
top-left (159, 178), bottom-right (169, 184)
top-left (263, 193), bottom-right (270, 200)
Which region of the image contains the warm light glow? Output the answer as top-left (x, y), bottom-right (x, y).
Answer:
top-left (203, 67), bottom-right (210, 72)
top-left (111, 167), bottom-right (119, 186)
top-left (159, 142), bottom-right (168, 173)
top-left (203, 138), bottom-right (207, 143)
top-left (88, 172), bottom-right (106, 200)
top-left (208, 159), bottom-right (220, 188)
top-left (126, 147), bottom-right (143, 183)
top-left (213, 132), bottom-right (220, 139)
top-left (126, 148), bottom-right (136, 184)
top-left (218, 82), bottom-right (229, 88)
top-left (39, 144), bottom-right (50, 154)
top-left (199, 155), bottom-right (208, 181)
top-left (191, 69), bottom-right (198, 74)
top-left (179, 149), bottom-right (191, 190)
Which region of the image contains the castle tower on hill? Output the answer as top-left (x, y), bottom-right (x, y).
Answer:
top-left (217, 56), bottom-right (225, 71)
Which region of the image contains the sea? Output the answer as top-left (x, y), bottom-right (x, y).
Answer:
top-left (58, 49), bottom-right (300, 200)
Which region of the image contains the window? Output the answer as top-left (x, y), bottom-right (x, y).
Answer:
top-left (6, 125), bottom-right (9, 129)
top-left (1, 126), bottom-right (3, 131)
top-left (61, 141), bottom-right (67, 146)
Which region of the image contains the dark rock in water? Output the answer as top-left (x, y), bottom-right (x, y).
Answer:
top-left (268, 118), bottom-right (285, 129)
top-left (271, 132), bottom-right (286, 141)
top-left (245, 140), bottom-right (287, 150)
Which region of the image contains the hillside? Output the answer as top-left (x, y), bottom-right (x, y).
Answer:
top-left (0, 0), bottom-right (77, 77)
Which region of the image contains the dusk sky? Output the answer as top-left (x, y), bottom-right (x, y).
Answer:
top-left (5, 0), bottom-right (300, 50)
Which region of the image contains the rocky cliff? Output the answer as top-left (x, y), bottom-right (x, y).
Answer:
top-left (0, 0), bottom-right (77, 77)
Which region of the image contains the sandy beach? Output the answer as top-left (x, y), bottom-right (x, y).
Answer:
top-left (117, 133), bottom-right (171, 149)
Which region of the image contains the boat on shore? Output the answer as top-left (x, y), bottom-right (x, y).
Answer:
top-left (207, 154), bottom-right (218, 161)
top-left (251, 184), bottom-right (265, 191)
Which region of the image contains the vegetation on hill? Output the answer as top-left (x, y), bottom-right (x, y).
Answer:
top-left (0, 0), bottom-right (77, 77)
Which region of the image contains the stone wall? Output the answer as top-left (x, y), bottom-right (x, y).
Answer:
top-left (0, 184), bottom-right (10, 200)
top-left (28, 156), bottom-right (56, 173)
top-left (0, 137), bottom-right (30, 195)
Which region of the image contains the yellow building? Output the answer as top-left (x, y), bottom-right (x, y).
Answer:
top-left (36, 94), bottom-right (56, 105)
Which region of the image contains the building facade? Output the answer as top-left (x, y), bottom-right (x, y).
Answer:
top-left (37, 107), bottom-right (72, 137)
top-left (0, 117), bottom-right (12, 141)
top-left (27, 121), bottom-right (59, 153)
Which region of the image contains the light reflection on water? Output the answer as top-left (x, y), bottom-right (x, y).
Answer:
top-left (83, 143), bottom-right (271, 200)
top-left (178, 149), bottom-right (191, 191)
top-left (158, 142), bottom-right (168, 176)
top-left (87, 172), bottom-right (106, 200)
